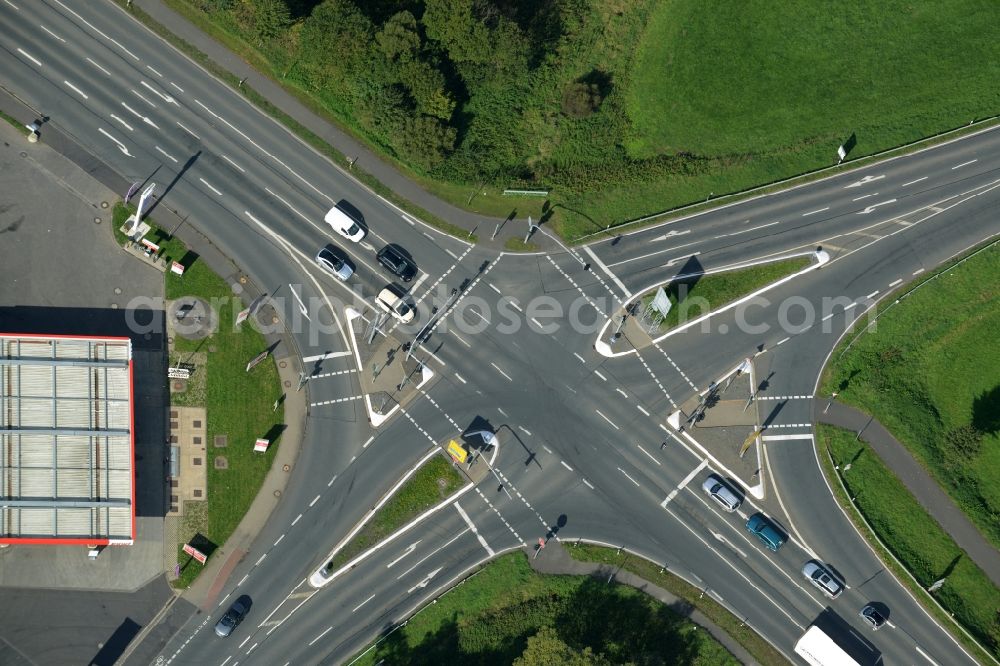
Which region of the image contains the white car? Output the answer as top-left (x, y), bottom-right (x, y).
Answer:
top-left (701, 474), bottom-right (741, 512)
top-left (324, 204), bottom-right (365, 242)
top-left (375, 284), bottom-right (414, 323)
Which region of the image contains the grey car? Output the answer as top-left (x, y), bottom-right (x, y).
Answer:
top-left (215, 596), bottom-right (251, 637)
top-left (802, 561), bottom-right (844, 599)
top-left (316, 246), bottom-right (353, 281)
top-left (701, 474), bottom-right (742, 512)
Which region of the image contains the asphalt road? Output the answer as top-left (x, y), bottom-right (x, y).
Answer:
top-left (2, 2), bottom-right (998, 665)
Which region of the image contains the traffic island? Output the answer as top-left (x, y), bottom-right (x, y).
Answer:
top-left (345, 307), bottom-right (434, 426)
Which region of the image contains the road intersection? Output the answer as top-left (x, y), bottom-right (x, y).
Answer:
top-left (2, 2), bottom-right (998, 665)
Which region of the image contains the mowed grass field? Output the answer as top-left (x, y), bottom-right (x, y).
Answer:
top-left (822, 244), bottom-right (1000, 547)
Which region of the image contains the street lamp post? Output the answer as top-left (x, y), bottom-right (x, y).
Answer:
top-left (407, 288), bottom-right (459, 362)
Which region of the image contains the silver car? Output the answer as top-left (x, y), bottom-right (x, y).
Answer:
top-left (701, 474), bottom-right (742, 512)
top-left (802, 561), bottom-right (844, 599)
top-left (215, 596), bottom-right (251, 637)
top-left (316, 246), bottom-right (353, 281)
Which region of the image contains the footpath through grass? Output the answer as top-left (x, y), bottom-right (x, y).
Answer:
top-left (352, 551), bottom-right (738, 666)
top-left (112, 204), bottom-right (285, 587)
top-left (821, 243), bottom-right (1000, 548)
top-left (817, 424), bottom-right (1000, 660)
top-left (642, 256), bottom-right (811, 331)
top-left (323, 455), bottom-right (464, 575)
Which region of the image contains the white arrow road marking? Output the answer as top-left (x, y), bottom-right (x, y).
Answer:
top-left (857, 199), bottom-right (897, 214)
top-left (712, 531), bottom-right (748, 557)
top-left (664, 252), bottom-right (700, 267)
top-left (387, 541), bottom-right (421, 568)
top-left (651, 229), bottom-right (691, 242)
top-left (844, 174), bottom-right (885, 188)
top-left (140, 80), bottom-right (177, 105)
top-left (110, 114), bottom-right (133, 131)
top-left (407, 567), bottom-right (442, 594)
top-left (97, 128), bottom-right (132, 157)
top-left (289, 284), bottom-right (311, 321)
top-left (120, 103), bottom-right (160, 129)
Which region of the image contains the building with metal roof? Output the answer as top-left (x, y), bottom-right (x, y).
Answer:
top-left (0, 333), bottom-right (134, 545)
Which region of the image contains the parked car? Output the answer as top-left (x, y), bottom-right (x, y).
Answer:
top-left (802, 561), bottom-right (844, 599)
top-left (315, 246), bottom-right (353, 281)
top-left (324, 204), bottom-right (365, 242)
top-left (859, 604), bottom-right (887, 630)
top-left (215, 596), bottom-right (251, 637)
top-left (376, 244), bottom-right (417, 282)
top-left (745, 513), bottom-right (786, 552)
top-left (701, 474), bottom-right (742, 512)
top-left (375, 284), bottom-right (414, 323)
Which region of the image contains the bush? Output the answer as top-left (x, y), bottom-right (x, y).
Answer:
top-left (561, 81), bottom-right (604, 118)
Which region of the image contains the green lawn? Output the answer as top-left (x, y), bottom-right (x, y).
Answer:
top-left (818, 424), bottom-right (1000, 659)
top-left (112, 204), bottom-right (285, 586)
top-left (643, 256), bottom-right (811, 330)
top-left (821, 243), bottom-right (1000, 548)
top-left (323, 455), bottom-right (465, 575)
top-left (353, 552), bottom-right (738, 666)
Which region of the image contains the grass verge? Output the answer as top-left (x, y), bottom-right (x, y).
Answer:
top-left (642, 256), bottom-right (811, 331)
top-left (564, 544), bottom-right (787, 666)
top-left (820, 243), bottom-right (1000, 547)
top-left (816, 424), bottom-right (999, 660)
top-left (323, 455), bottom-right (464, 576)
top-left (112, 204), bottom-right (285, 587)
top-left (352, 551), bottom-right (738, 666)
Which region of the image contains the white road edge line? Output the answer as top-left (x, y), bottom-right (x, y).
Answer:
top-left (583, 246), bottom-right (631, 297)
top-left (352, 594), bottom-right (376, 613)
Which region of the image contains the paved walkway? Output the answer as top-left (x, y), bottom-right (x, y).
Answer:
top-left (528, 541), bottom-right (760, 665)
top-left (816, 400), bottom-right (1000, 587)
top-left (129, 0), bottom-right (560, 252)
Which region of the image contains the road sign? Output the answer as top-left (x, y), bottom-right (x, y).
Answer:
top-left (246, 350), bottom-right (269, 372)
top-left (651, 287), bottom-right (672, 316)
top-left (837, 145), bottom-right (847, 162)
top-left (254, 438), bottom-right (271, 453)
top-left (235, 307), bottom-right (251, 326)
top-left (740, 429), bottom-right (763, 458)
top-left (167, 367), bottom-right (191, 379)
top-left (447, 439), bottom-right (468, 463)
top-left (182, 543), bottom-right (207, 564)
top-left (170, 261), bottom-right (185, 276)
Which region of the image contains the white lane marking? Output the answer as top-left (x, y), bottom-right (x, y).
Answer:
top-left (176, 121), bottom-right (200, 139)
top-left (582, 478), bottom-right (594, 489)
top-left (615, 388), bottom-right (628, 398)
top-left (146, 64), bottom-right (163, 77)
top-left (309, 494), bottom-right (321, 507)
top-left (154, 146), bottom-right (177, 163)
top-left (776, 336), bottom-right (790, 345)
top-left (913, 268), bottom-right (925, 275)
top-left (467, 307), bottom-right (489, 323)
top-left (888, 278), bottom-right (902, 287)
top-left (714, 220), bottom-right (780, 238)
top-left (583, 246), bottom-right (631, 297)
top-left (63, 80), bottom-right (88, 99)
top-left (618, 467), bottom-right (640, 487)
top-left (237, 574), bottom-right (248, 586)
top-left (637, 405), bottom-right (650, 416)
top-left (508, 299), bottom-right (523, 312)
top-left (843, 302), bottom-right (857, 311)
top-left (914, 645), bottom-right (941, 666)
top-left (397, 529), bottom-right (470, 581)
top-left (661, 459), bottom-right (708, 507)
top-left (140, 79), bottom-right (177, 105)
top-left (866, 290), bottom-right (879, 299)
top-left (488, 282), bottom-right (502, 295)
top-left (85, 57), bottom-right (111, 76)
top-left (291, 513), bottom-right (302, 526)
top-left (802, 207), bottom-right (829, 216)
top-left (595, 409), bottom-right (619, 430)
top-left (951, 159), bottom-right (977, 170)
top-left (573, 352), bottom-right (586, 363)
top-left (130, 88), bottom-right (156, 108)
top-left (97, 128), bottom-right (132, 157)
top-left (110, 114), bottom-right (133, 131)
top-left (54, 0), bottom-right (139, 60)
top-left (170, 81), bottom-right (184, 93)
top-left (351, 594), bottom-right (376, 613)
top-left (449, 330), bottom-right (471, 347)
top-left (222, 155), bottom-right (245, 172)
top-left (445, 248), bottom-right (458, 259)
top-left (857, 198), bottom-right (897, 214)
top-left (498, 408), bottom-right (509, 417)
top-left (490, 362), bottom-right (512, 382)
top-left (560, 460), bottom-right (573, 472)
top-left (761, 434), bottom-right (813, 441)
top-left (454, 373), bottom-right (467, 384)
top-left (301, 351), bottom-right (351, 363)
top-left (120, 102), bottom-right (158, 129)
top-left (199, 178), bottom-right (222, 196)
top-left (852, 192), bottom-right (878, 201)
top-left (593, 370), bottom-right (607, 381)
top-left (274, 534), bottom-right (285, 546)
top-left (901, 176), bottom-right (928, 187)
top-left (454, 502), bottom-right (494, 556)
top-left (40, 25), bottom-right (65, 42)
top-left (637, 444), bottom-right (661, 466)
top-left (255, 553), bottom-right (267, 566)
top-left (605, 238), bottom-right (702, 268)
top-left (530, 317), bottom-right (544, 328)
top-left (822, 312), bottom-right (834, 321)
top-left (386, 541), bottom-right (420, 568)
top-left (4, 0), bottom-right (19, 8)
top-left (308, 626), bottom-right (333, 646)
top-left (518, 425), bottom-right (532, 436)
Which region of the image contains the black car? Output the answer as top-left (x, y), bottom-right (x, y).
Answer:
top-left (376, 244), bottom-right (417, 282)
top-left (859, 604), bottom-right (887, 630)
top-left (215, 596), bottom-right (251, 637)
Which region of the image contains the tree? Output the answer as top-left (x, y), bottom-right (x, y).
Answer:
top-left (422, 0), bottom-right (529, 72)
top-left (513, 626), bottom-right (612, 666)
top-left (401, 59), bottom-right (456, 120)
top-left (233, 0), bottom-right (291, 43)
top-left (393, 115), bottom-right (456, 170)
top-left (296, 0), bottom-right (374, 91)
top-left (376, 11), bottom-right (422, 62)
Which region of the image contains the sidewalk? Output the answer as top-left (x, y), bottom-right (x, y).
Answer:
top-left (129, 0), bottom-right (560, 252)
top-left (528, 541), bottom-right (759, 666)
top-left (816, 400), bottom-right (1000, 588)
